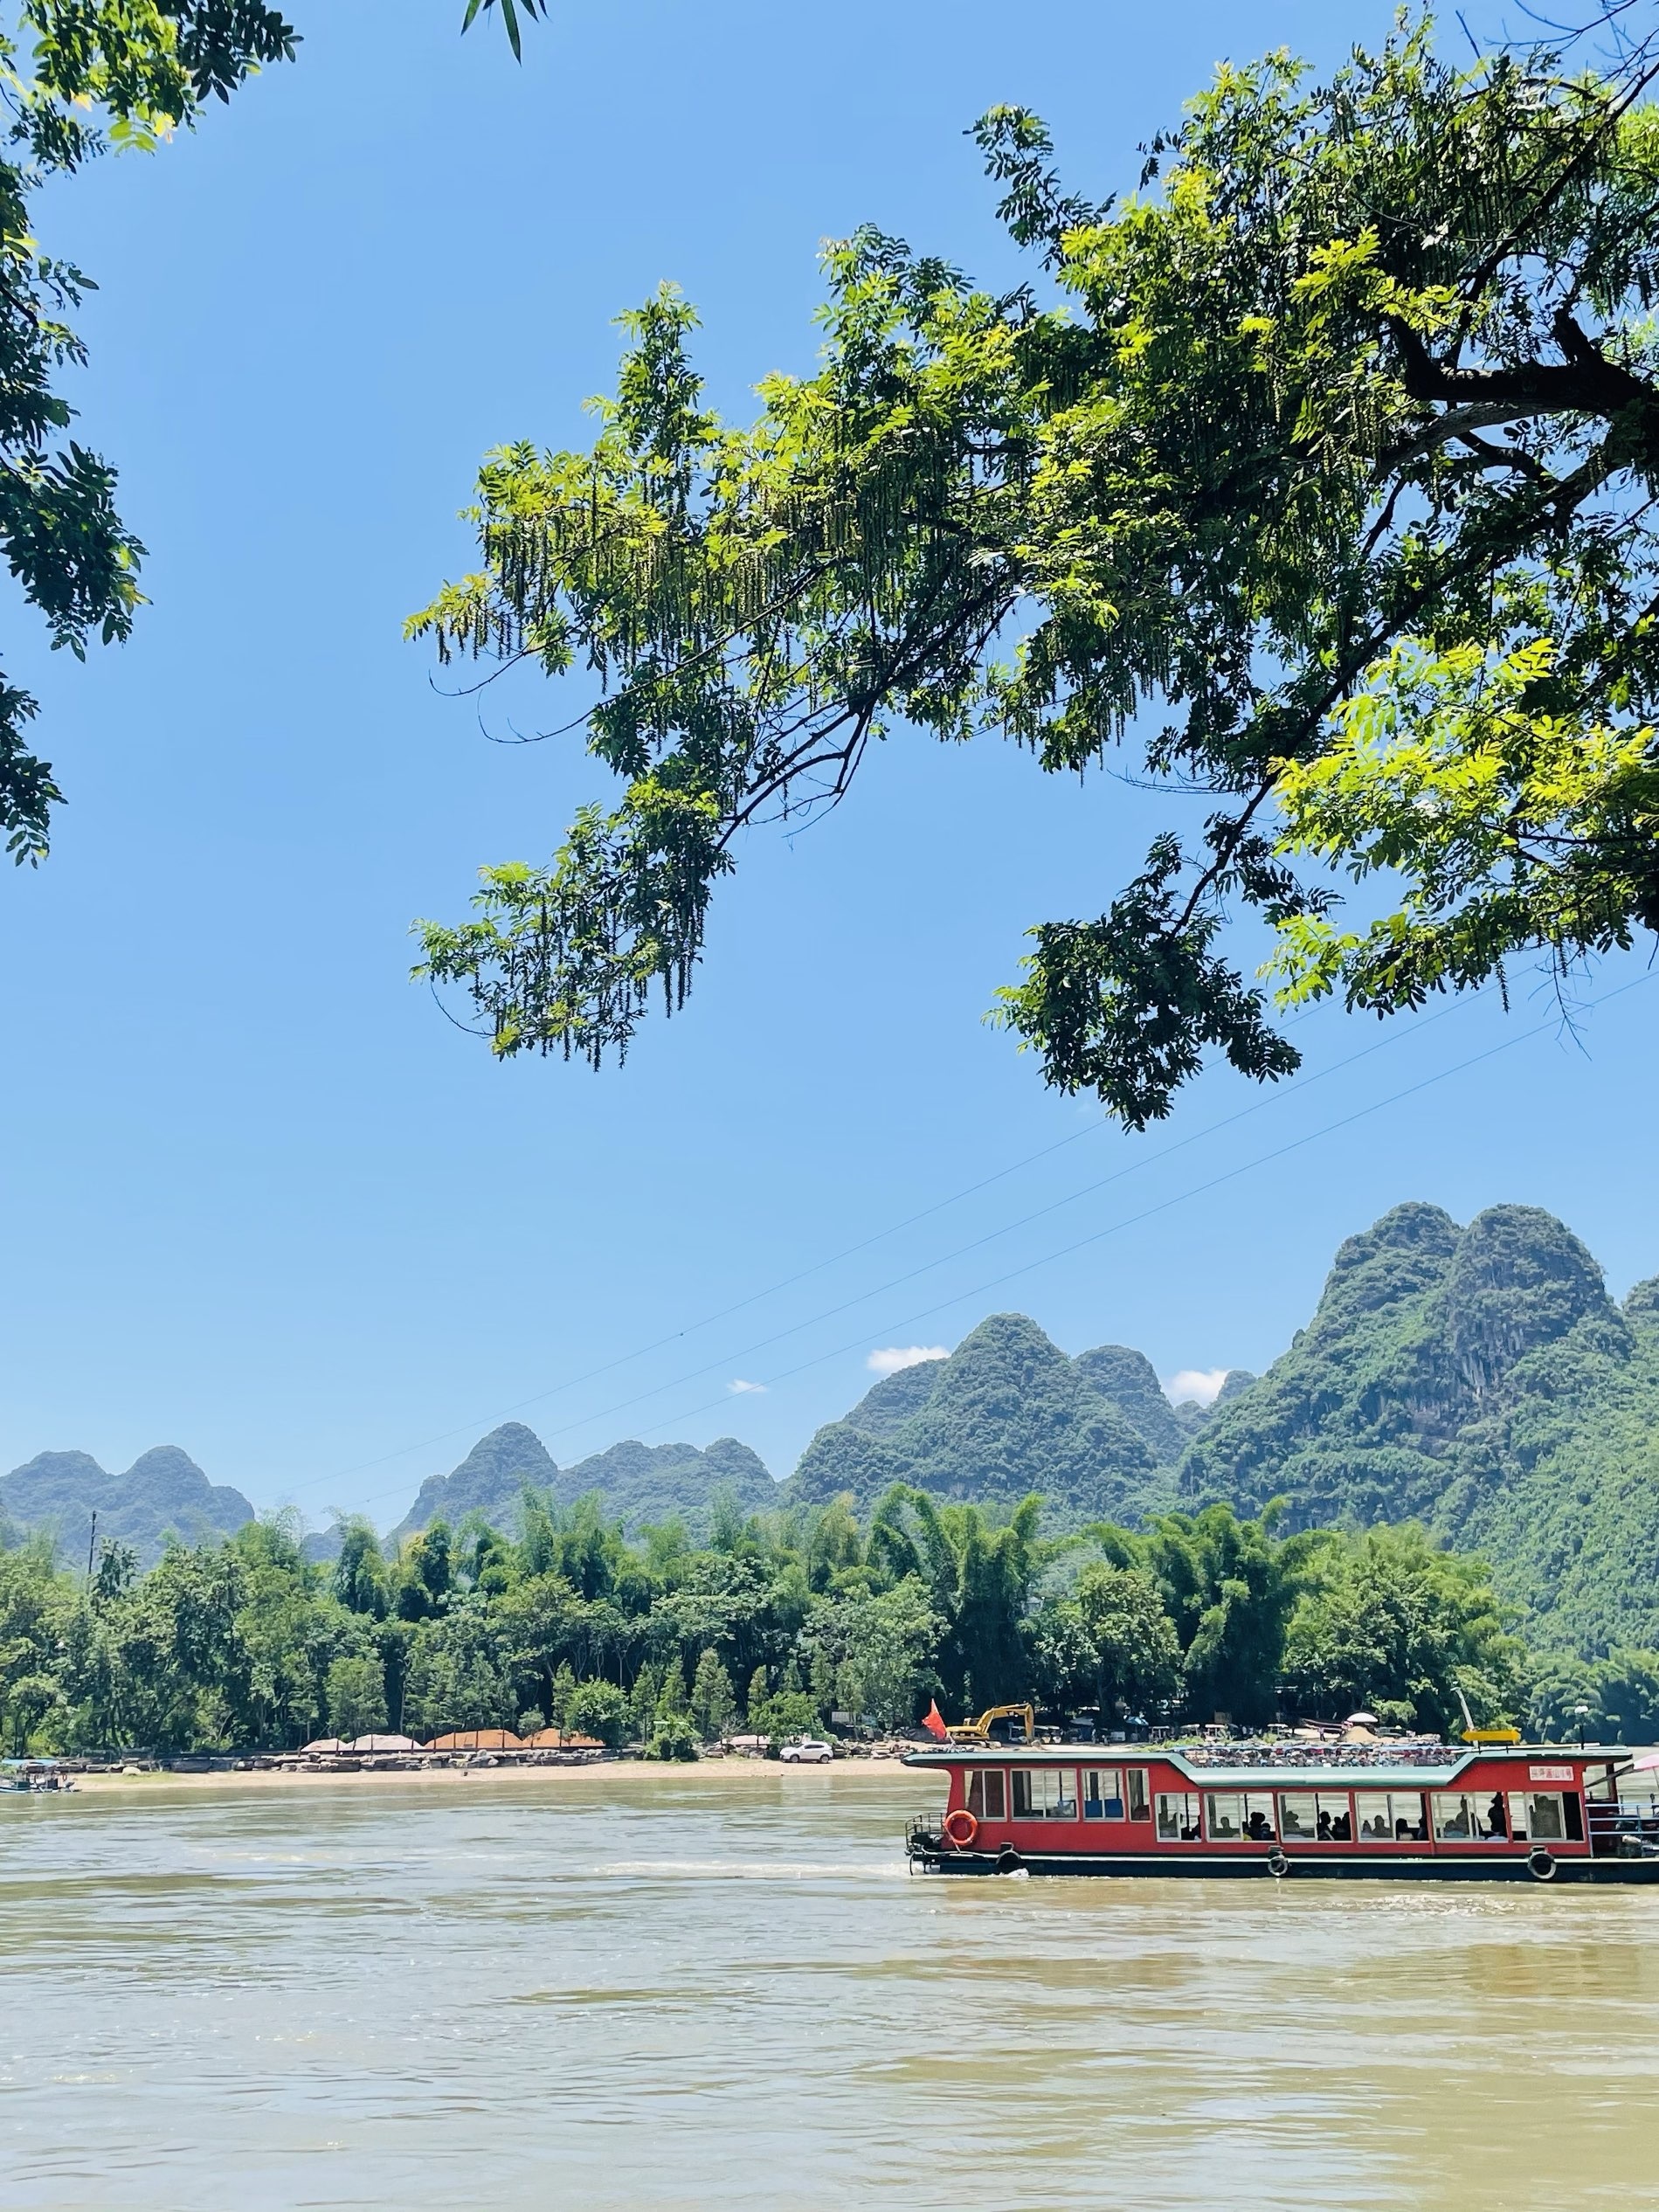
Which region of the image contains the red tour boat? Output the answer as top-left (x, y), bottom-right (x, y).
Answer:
top-left (904, 1738), bottom-right (1659, 1882)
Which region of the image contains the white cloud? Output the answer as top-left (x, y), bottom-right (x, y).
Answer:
top-left (1164, 1367), bottom-right (1229, 1407)
top-left (867, 1345), bottom-right (950, 1377)
top-left (727, 1379), bottom-right (766, 1395)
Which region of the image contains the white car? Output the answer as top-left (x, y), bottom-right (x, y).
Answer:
top-left (779, 1737), bottom-right (834, 1764)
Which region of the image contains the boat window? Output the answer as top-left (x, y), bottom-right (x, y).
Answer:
top-left (1433, 1793), bottom-right (1481, 1842)
top-left (1157, 1792), bottom-right (1202, 1842)
top-left (1126, 1770), bottom-right (1151, 1821)
top-left (1281, 1791), bottom-right (1352, 1841)
top-left (1280, 1792), bottom-right (1319, 1840)
top-left (1012, 1766), bottom-right (1077, 1820)
top-left (1353, 1791), bottom-right (1389, 1840)
top-left (1246, 1792), bottom-right (1277, 1840)
top-left (1317, 1793), bottom-right (1351, 1841)
top-left (1082, 1767), bottom-right (1124, 1820)
top-left (1205, 1791), bottom-right (1245, 1840)
top-left (966, 1769), bottom-right (1006, 1821)
top-left (1206, 1791), bottom-right (1277, 1842)
top-left (1522, 1792), bottom-right (1566, 1842)
top-left (1472, 1791), bottom-right (1510, 1841)
top-left (1355, 1791), bottom-right (1424, 1841)
top-left (1391, 1794), bottom-right (1428, 1842)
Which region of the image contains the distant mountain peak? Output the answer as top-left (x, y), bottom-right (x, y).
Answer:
top-left (788, 1310), bottom-right (1169, 1526)
top-left (840, 1358), bottom-right (947, 1436)
top-left (1175, 1198), bottom-right (1658, 1651)
top-left (387, 1422), bottom-right (778, 1545)
top-left (0, 1445), bottom-right (253, 1569)
top-left (389, 1422), bottom-right (560, 1545)
top-left (1073, 1344), bottom-right (1187, 1464)
top-left (1331, 1199), bottom-right (1461, 1267)
top-left (1440, 1204), bottom-right (1615, 1393)
top-left (554, 1434), bottom-right (776, 1530)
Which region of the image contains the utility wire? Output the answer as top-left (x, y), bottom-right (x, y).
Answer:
top-left (301, 972), bottom-right (1588, 1525)
top-left (300, 994), bottom-right (1458, 1517)
top-left (515, 966), bottom-right (1659, 1464)
top-left (294, 1110), bottom-right (1109, 1494)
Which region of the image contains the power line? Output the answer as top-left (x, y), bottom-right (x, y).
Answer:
top-left (301, 995), bottom-right (1459, 1518)
top-left (531, 966), bottom-right (1659, 1462)
top-left (291, 1110), bottom-right (1110, 1496)
top-left (306, 974), bottom-right (1566, 1524)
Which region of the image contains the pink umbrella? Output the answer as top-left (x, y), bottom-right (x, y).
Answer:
top-left (1628, 1750), bottom-right (1659, 1773)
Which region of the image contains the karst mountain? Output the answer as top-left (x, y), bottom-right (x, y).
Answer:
top-left (5, 1200), bottom-right (1657, 1655)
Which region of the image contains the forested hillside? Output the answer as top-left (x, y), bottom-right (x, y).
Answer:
top-left (551, 1437), bottom-right (777, 1530)
top-left (388, 1422), bottom-right (557, 1543)
top-left (1179, 1205), bottom-right (1659, 1653)
top-left (788, 1314), bottom-right (1245, 1525)
top-left (388, 1425), bottom-right (777, 1545)
top-left (785, 1203), bottom-right (1659, 1658)
top-left (7, 1204), bottom-right (1655, 1662)
top-left (0, 1448), bottom-right (253, 1571)
top-left (6, 1201), bottom-right (1659, 1753)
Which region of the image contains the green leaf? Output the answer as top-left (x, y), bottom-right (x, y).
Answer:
top-left (460, 0), bottom-right (548, 60)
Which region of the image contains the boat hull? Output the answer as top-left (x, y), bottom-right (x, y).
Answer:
top-left (909, 1845), bottom-right (1659, 1884)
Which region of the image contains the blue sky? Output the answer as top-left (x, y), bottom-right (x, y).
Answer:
top-left (2, 1), bottom-right (1655, 1529)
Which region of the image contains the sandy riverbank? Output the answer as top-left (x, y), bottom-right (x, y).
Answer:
top-left (63, 1754), bottom-right (932, 1796)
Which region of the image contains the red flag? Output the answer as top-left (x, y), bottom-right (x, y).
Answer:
top-left (922, 1699), bottom-right (949, 1741)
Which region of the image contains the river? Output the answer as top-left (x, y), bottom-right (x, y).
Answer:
top-left (3, 1766), bottom-right (1657, 2209)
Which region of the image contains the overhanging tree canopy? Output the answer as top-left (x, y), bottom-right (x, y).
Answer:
top-left (0, 1), bottom-right (534, 869)
top-left (0, 2), bottom-right (298, 864)
top-left (413, 13), bottom-right (1659, 1123)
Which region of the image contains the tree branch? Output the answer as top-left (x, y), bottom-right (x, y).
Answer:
top-left (1392, 314), bottom-right (1659, 436)
top-left (1377, 401), bottom-right (1543, 474)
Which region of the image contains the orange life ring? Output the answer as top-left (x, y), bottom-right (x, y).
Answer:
top-left (943, 1808), bottom-right (978, 1849)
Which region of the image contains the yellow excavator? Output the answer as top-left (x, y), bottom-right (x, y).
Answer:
top-left (1451, 1683), bottom-right (1520, 1747)
top-left (945, 1703), bottom-right (1035, 1745)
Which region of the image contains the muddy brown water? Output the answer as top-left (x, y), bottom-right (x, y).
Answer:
top-left (3, 1766), bottom-right (1657, 2209)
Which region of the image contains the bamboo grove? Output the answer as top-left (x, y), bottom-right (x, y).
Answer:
top-left (9, 1481), bottom-right (1651, 1759)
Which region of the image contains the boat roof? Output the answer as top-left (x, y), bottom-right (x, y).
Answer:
top-left (902, 1742), bottom-right (1629, 1786)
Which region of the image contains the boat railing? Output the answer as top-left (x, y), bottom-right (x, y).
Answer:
top-left (1592, 1796), bottom-right (1659, 1828)
top-left (1588, 1795), bottom-right (1659, 1856)
top-left (1176, 1740), bottom-right (1455, 1770)
top-left (908, 1812), bottom-right (963, 1864)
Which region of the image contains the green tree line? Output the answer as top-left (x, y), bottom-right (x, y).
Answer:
top-left (8, 1482), bottom-right (1651, 1757)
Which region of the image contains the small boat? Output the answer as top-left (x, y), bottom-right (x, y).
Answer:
top-left (903, 1738), bottom-right (1659, 1883)
top-left (1, 1759), bottom-right (74, 1794)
